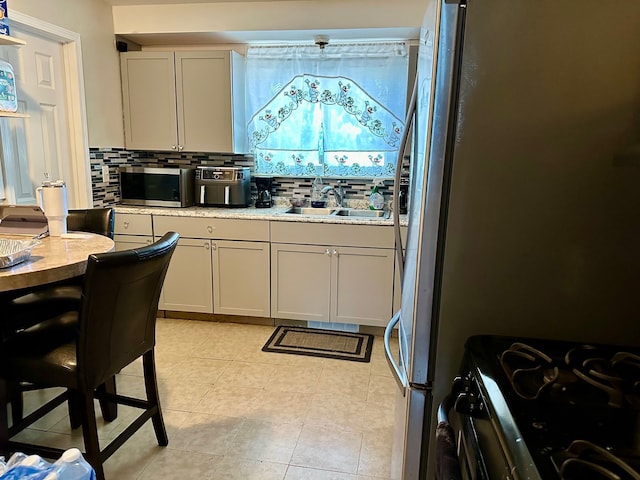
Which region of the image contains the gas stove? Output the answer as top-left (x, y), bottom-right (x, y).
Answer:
top-left (446, 335), bottom-right (640, 480)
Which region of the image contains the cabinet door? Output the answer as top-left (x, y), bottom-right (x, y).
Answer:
top-left (212, 240), bottom-right (270, 317)
top-left (271, 243), bottom-right (331, 322)
top-left (114, 234), bottom-right (153, 252)
top-left (160, 238), bottom-right (213, 313)
top-left (175, 51), bottom-right (232, 152)
top-left (121, 52), bottom-right (178, 150)
top-left (331, 247), bottom-right (395, 327)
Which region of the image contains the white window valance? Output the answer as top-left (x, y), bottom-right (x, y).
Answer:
top-left (245, 42), bottom-right (409, 178)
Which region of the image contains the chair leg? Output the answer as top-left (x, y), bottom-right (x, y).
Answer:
top-left (142, 350), bottom-right (168, 446)
top-left (79, 390), bottom-right (105, 480)
top-left (67, 390), bottom-right (82, 429)
top-left (0, 379), bottom-right (10, 454)
top-left (8, 382), bottom-right (23, 427)
top-left (97, 375), bottom-right (118, 422)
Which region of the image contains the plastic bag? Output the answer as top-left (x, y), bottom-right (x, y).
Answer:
top-left (0, 59), bottom-right (17, 112)
top-left (0, 449), bottom-right (95, 480)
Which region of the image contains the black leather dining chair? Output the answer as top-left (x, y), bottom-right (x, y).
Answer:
top-left (3, 207), bottom-right (115, 426)
top-left (66, 208), bottom-right (115, 238)
top-left (0, 231), bottom-right (179, 480)
top-left (4, 207), bottom-right (115, 326)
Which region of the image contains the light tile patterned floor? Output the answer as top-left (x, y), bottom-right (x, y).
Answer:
top-left (18, 318), bottom-right (399, 479)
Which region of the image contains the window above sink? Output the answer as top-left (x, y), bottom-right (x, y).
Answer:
top-left (245, 43), bottom-right (409, 180)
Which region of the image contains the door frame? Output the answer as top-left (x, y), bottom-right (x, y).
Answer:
top-left (11, 11), bottom-right (92, 207)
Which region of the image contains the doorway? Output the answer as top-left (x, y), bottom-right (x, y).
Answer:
top-left (0, 11), bottom-right (91, 208)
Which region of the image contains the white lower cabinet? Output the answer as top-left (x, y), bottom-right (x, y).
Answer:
top-left (271, 243), bottom-right (394, 326)
top-left (332, 246), bottom-right (395, 326)
top-left (160, 238), bottom-right (213, 313)
top-left (213, 240), bottom-right (270, 317)
top-left (270, 222), bottom-right (395, 327)
top-left (114, 213), bottom-right (153, 251)
top-left (154, 215), bottom-right (270, 316)
top-left (115, 211), bottom-right (395, 325)
top-left (271, 244), bottom-right (332, 322)
top-left (114, 234), bottom-right (153, 251)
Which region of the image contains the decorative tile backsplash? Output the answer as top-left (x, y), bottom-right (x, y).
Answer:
top-left (89, 148), bottom-right (410, 209)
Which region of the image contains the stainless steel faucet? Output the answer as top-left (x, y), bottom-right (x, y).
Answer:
top-left (321, 181), bottom-right (345, 207)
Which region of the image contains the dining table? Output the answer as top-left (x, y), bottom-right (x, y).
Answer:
top-left (0, 232), bottom-right (115, 294)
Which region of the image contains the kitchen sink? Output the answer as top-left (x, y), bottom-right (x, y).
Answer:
top-left (281, 207), bottom-right (389, 219)
top-left (282, 207), bottom-right (336, 215)
top-left (333, 209), bottom-right (389, 218)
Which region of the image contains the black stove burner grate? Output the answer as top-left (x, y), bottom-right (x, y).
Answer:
top-left (464, 335), bottom-right (640, 480)
top-left (500, 342), bottom-right (640, 409)
top-left (553, 440), bottom-right (640, 480)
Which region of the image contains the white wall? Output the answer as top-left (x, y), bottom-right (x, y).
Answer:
top-left (10, 0), bottom-right (427, 150)
top-left (112, 0), bottom-right (425, 41)
top-left (14, 0), bottom-right (124, 148)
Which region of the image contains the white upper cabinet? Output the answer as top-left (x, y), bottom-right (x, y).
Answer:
top-left (120, 50), bottom-right (246, 153)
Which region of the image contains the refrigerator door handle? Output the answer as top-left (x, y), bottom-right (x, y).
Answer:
top-left (384, 310), bottom-right (408, 394)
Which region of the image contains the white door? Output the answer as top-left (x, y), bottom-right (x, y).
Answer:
top-left (0, 25), bottom-right (72, 206)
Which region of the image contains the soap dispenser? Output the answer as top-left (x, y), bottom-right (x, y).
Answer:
top-left (311, 176), bottom-right (326, 207)
top-left (369, 179), bottom-right (385, 210)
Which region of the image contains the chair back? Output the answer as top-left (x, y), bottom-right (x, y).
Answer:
top-left (67, 208), bottom-right (115, 239)
top-left (76, 231), bottom-right (179, 390)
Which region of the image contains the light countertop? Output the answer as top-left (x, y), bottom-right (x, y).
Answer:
top-left (0, 233), bottom-right (115, 293)
top-left (114, 204), bottom-right (408, 227)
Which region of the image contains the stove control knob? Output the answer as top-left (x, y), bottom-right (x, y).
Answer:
top-left (452, 376), bottom-right (466, 395)
top-left (454, 392), bottom-right (484, 417)
top-left (454, 392), bottom-right (475, 414)
top-left (452, 374), bottom-right (475, 395)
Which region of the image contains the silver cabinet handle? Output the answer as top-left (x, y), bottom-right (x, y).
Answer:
top-left (332, 249), bottom-right (338, 256)
top-left (123, 222), bottom-right (129, 229)
top-left (146, 239), bottom-right (152, 245)
top-left (384, 311), bottom-right (407, 394)
top-left (211, 243), bottom-right (217, 250)
top-left (178, 145), bottom-right (183, 151)
top-left (207, 226), bottom-right (213, 234)
top-left (325, 248), bottom-right (331, 255)
top-left (204, 242), bottom-right (210, 250)
top-left (171, 145), bottom-right (177, 150)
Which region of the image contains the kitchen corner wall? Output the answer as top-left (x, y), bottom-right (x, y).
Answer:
top-left (90, 148), bottom-right (409, 208)
top-left (15, 1), bottom-right (124, 148)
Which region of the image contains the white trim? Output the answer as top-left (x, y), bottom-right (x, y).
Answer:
top-left (10, 11), bottom-right (92, 208)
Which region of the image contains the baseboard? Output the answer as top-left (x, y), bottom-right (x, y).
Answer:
top-left (157, 311), bottom-right (391, 336)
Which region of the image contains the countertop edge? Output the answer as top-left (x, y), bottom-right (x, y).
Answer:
top-left (113, 205), bottom-right (409, 227)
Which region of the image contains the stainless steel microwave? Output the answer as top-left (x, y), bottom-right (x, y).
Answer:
top-left (119, 167), bottom-right (195, 207)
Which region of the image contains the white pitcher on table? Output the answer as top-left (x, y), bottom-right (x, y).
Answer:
top-left (36, 179), bottom-right (68, 237)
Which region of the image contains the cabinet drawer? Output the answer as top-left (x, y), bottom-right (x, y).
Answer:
top-left (270, 222), bottom-right (394, 248)
top-left (114, 234), bottom-right (153, 252)
top-left (153, 215), bottom-right (269, 241)
top-left (114, 213), bottom-right (153, 236)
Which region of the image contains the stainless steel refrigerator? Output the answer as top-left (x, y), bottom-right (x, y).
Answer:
top-left (384, 0), bottom-right (640, 478)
